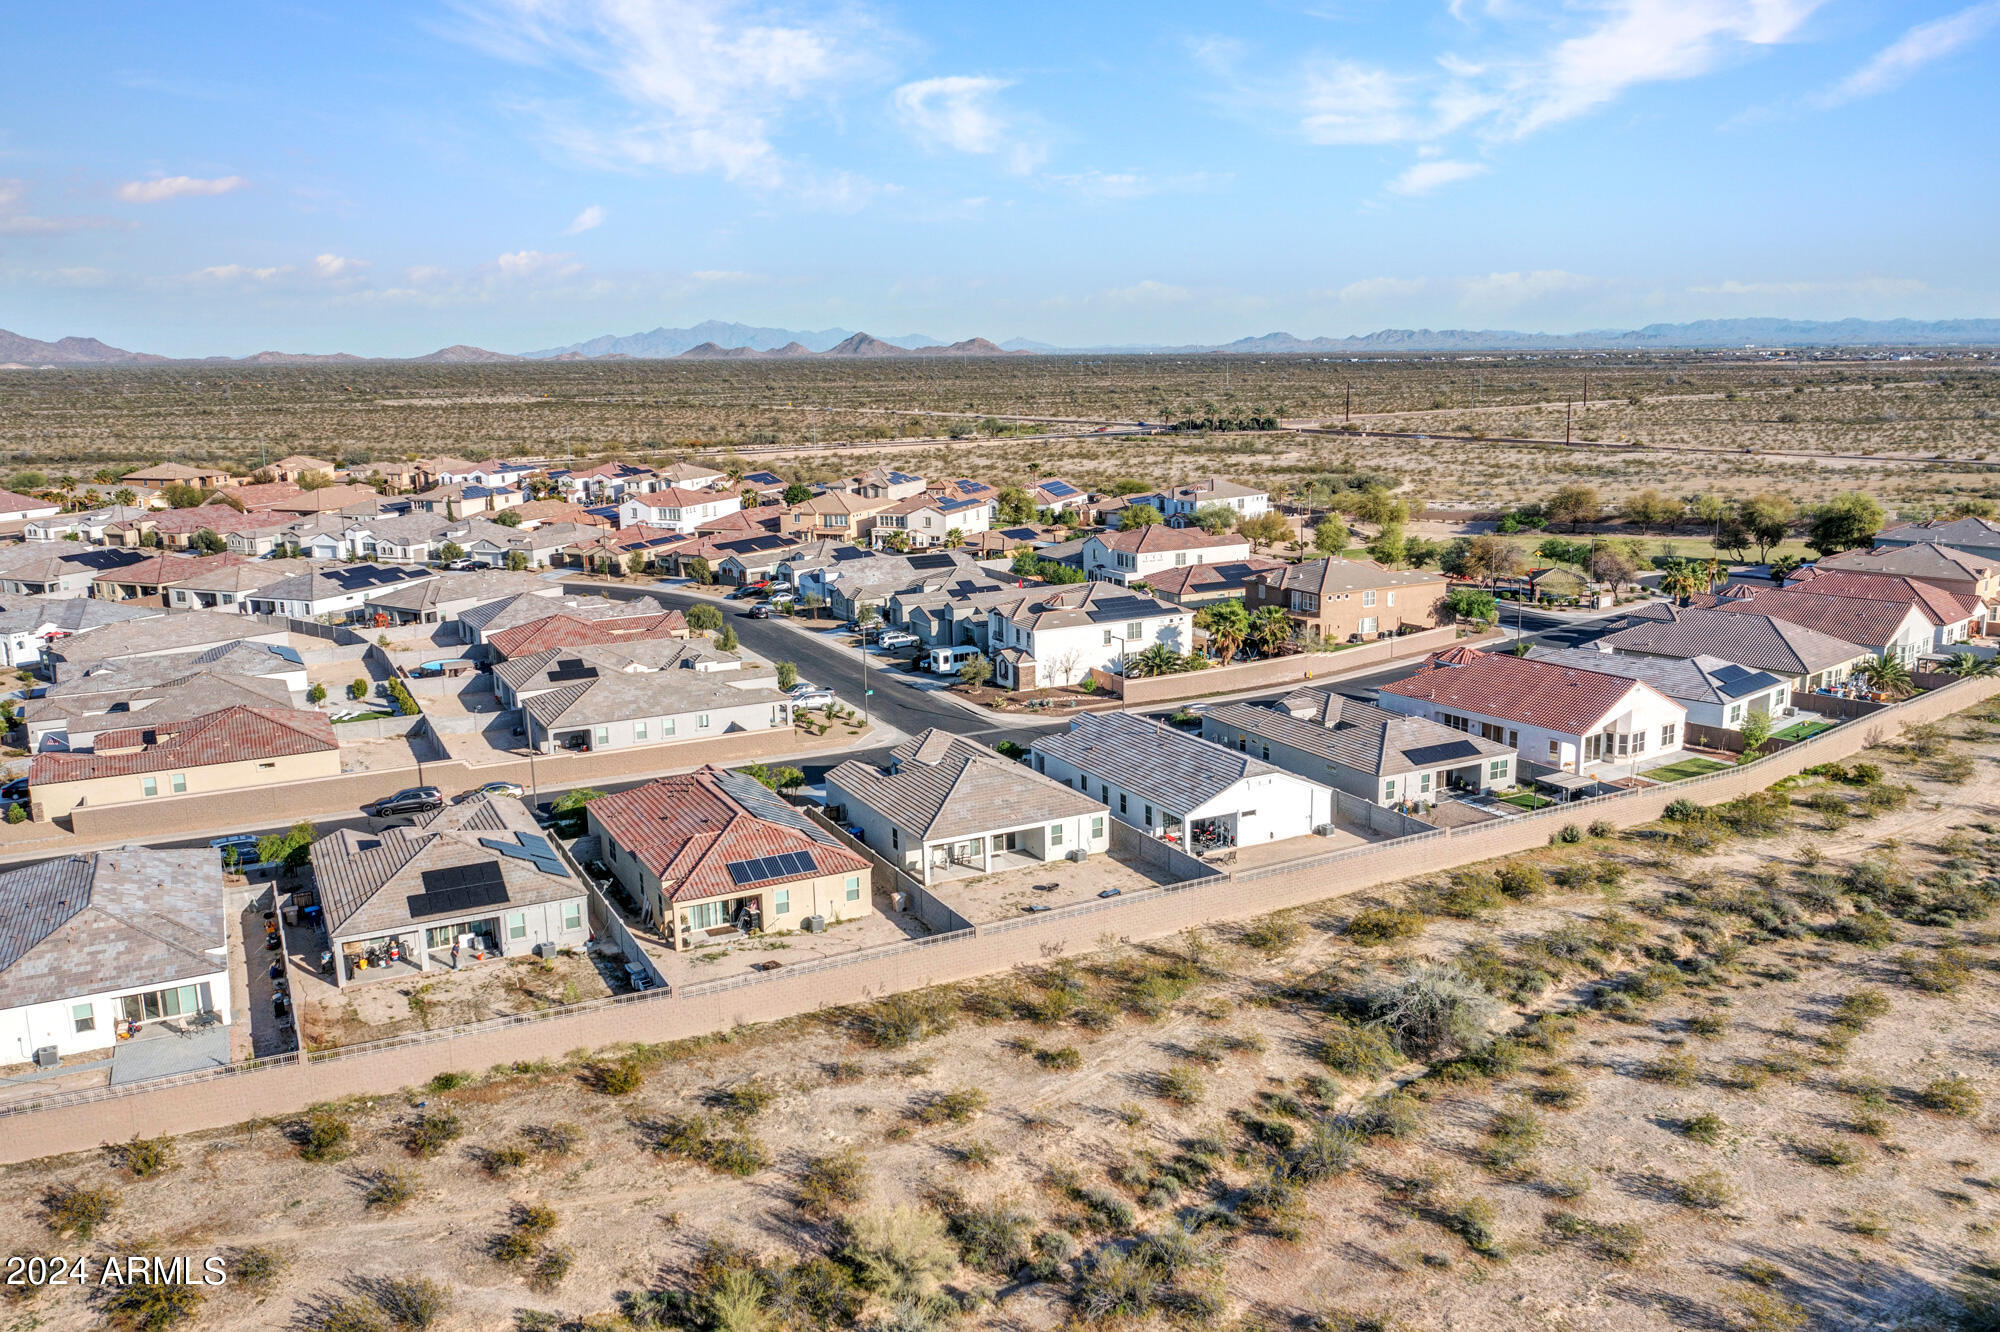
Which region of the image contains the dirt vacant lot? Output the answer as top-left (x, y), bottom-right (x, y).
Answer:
top-left (4, 696), bottom-right (1999, 1332)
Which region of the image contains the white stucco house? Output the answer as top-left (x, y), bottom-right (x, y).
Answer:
top-left (617, 487), bottom-right (743, 534)
top-left (1030, 710), bottom-right (1333, 850)
top-left (1528, 646), bottom-right (1794, 735)
top-left (1125, 478), bottom-right (1269, 527)
top-left (870, 494), bottom-right (994, 549)
top-left (1377, 647), bottom-right (1689, 779)
top-left (1082, 526), bottom-right (1252, 587)
top-left (0, 848), bottom-right (232, 1066)
top-left (983, 583), bottom-right (1193, 690)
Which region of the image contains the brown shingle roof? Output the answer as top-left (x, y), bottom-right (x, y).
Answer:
top-left (1095, 526), bottom-right (1247, 554)
top-left (589, 766), bottom-right (868, 904)
top-left (28, 705), bottom-right (336, 784)
top-left (826, 730), bottom-right (1104, 841)
top-left (1378, 651), bottom-right (1661, 735)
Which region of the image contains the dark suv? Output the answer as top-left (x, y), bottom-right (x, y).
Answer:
top-left (371, 786), bottom-right (443, 818)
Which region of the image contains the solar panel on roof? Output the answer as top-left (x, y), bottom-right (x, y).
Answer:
top-left (725, 849), bottom-right (818, 886)
top-left (407, 862), bottom-right (510, 919)
top-left (1404, 740), bottom-right (1483, 766)
top-left (1042, 480), bottom-right (1078, 497)
top-left (479, 834), bottom-right (567, 876)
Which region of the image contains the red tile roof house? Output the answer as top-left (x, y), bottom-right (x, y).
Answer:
top-left (27, 705), bottom-right (340, 821)
top-left (1081, 525), bottom-right (1252, 586)
top-left (484, 609), bottom-right (690, 661)
top-left (584, 765), bottom-right (873, 947)
top-left (92, 552), bottom-right (245, 602)
top-left (1765, 569), bottom-right (1987, 652)
top-left (1377, 650), bottom-right (1689, 783)
top-left (1701, 584), bottom-right (1941, 666)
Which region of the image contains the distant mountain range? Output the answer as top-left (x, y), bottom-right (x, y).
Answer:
top-left (5, 316), bottom-right (1999, 369)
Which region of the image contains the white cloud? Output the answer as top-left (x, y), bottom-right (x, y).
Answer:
top-left (1457, 269), bottom-right (1603, 307)
top-left (0, 178), bottom-right (118, 235)
top-left (192, 263), bottom-right (289, 281)
top-left (116, 174), bottom-right (247, 203)
top-left (563, 204), bottom-right (606, 234)
top-left (690, 269), bottom-right (759, 283)
top-left (449, 0), bottom-right (888, 184)
top-left (1335, 276), bottom-right (1432, 303)
top-left (892, 75), bottom-right (1043, 171)
top-left (404, 265), bottom-right (451, 283)
top-left (1815, 1), bottom-right (2000, 106)
top-left (496, 249), bottom-right (580, 278)
top-left (1688, 276), bottom-right (1930, 297)
top-left (1101, 279), bottom-right (1191, 306)
top-left (1298, 61), bottom-right (1425, 145)
top-left (1386, 158), bottom-right (1488, 195)
top-left (313, 253), bottom-right (368, 278)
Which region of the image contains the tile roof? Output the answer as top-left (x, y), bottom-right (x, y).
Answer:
top-left (495, 637), bottom-right (724, 693)
top-left (1210, 690), bottom-right (1511, 777)
top-left (0, 596), bottom-right (161, 637)
top-left (1380, 650), bottom-right (1668, 735)
top-left (1258, 557), bottom-right (1448, 597)
top-left (1093, 526), bottom-right (1248, 555)
top-left (1704, 585), bottom-right (1930, 648)
top-left (93, 551), bottom-right (245, 588)
top-left (460, 592), bottom-right (669, 637)
top-left (1811, 543), bottom-right (1997, 585)
top-left (993, 581), bottom-right (1185, 630)
top-left (0, 848), bottom-right (226, 1010)
top-left (1774, 569), bottom-right (1980, 624)
top-left (122, 463), bottom-right (221, 483)
top-left (1593, 604), bottom-right (1871, 675)
top-left (521, 657), bottom-right (786, 730)
top-left (310, 794), bottom-right (580, 939)
top-left (168, 558), bottom-right (314, 595)
top-left (1140, 557), bottom-right (1288, 598)
top-left (1164, 477), bottom-right (1265, 502)
top-left (43, 640), bottom-right (305, 701)
top-left (246, 563), bottom-right (435, 604)
top-left (29, 705), bottom-right (336, 784)
top-left (627, 485), bottom-right (725, 509)
top-left (269, 454), bottom-right (336, 471)
top-left (1526, 647), bottom-right (1786, 706)
top-left (364, 570), bottom-right (558, 613)
top-left (0, 489), bottom-right (55, 514)
top-left (1875, 516), bottom-right (2000, 548)
top-left (265, 484), bottom-right (385, 514)
top-left (826, 729), bottom-right (1104, 841)
top-left (223, 482), bottom-right (310, 510)
top-left (46, 610), bottom-right (292, 676)
top-left (510, 499), bottom-right (609, 527)
top-left (589, 765), bottom-right (868, 904)
top-left (1032, 711), bottom-right (1292, 812)
top-left (46, 673), bottom-right (296, 740)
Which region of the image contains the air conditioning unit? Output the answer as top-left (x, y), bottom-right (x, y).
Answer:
top-left (803, 914), bottom-right (826, 933)
top-left (1313, 823), bottom-right (1336, 837)
top-left (33, 1045), bottom-right (58, 1070)
top-left (1067, 848), bottom-right (1088, 863)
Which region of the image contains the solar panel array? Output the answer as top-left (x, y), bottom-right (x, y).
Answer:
top-left (479, 833), bottom-right (567, 877)
top-left (1042, 480), bottom-right (1079, 497)
top-left (725, 850), bottom-right (818, 886)
top-left (1403, 740), bottom-right (1484, 766)
top-left (407, 862), bottom-right (510, 919)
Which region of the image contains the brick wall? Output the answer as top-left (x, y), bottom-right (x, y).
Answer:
top-left (2, 674), bottom-right (1990, 1165)
top-left (1089, 624), bottom-right (1497, 705)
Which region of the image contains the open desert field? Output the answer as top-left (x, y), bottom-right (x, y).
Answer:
top-left (6, 694), bottom-right (1998, 1332)
top-left (3, 354), bottom-right (1996, 516)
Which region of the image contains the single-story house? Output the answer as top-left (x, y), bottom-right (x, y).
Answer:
top-left (1030, 478), bottom-right (1088, 514)
top-left (1030, 710), bottom-right (1333, 849)
top-left (1377, 648), bottom-right (1688, 778)
top-left (587, 765), bottom-right (874, 945)
top-left (826, 729), bottom-right (1110, 884)
top-left (1770, 569), bottom-right (1985, 653)
top-left (0, 848), bottom-right (232, 1065)
top-left (1872, 515), bottom-right (2000, 563)
top-left (28, 672), bottom-right (295, 753)
top-left (92, 551), bottom-right (246, 603)
top-left (241, 564), bottom-right (437, 621)
top-left (0, 488), bottom-right (63, 523)
top-left (1701, 585), bottom-right (1937, 666)
top-left (0, 546), bottom-right (151, 599)
top-left (310, 793), bottom-right (589, 987)
top-left (1203, 689), bottom-right (1515, 808)
top-left (25, 641), bottom-right (310, 746)
top-left (1593, 603), bottom-right (1874, 695)
top-left (21, 505), bottom-right (150, 542)
top-left (0, 597), bottom-right (162, 669)
top-left (166, 558), bottom-right (314, 611)
top-left (1807, 542), bottom-right (1999, 609)
top-left (1528, 646), bottom-right (1793, 734)
top-left (42, 610), bottom-right (295, 682)
top-left (28, 704), bottom-right (340, 820)
top-left (500, 643), bottom-right (788, 754)
top-left (457, 592), bottom-right (675, 648)
top-left (366, 570), bottom-right (563, 626)
top-left (482, 608), bottom-right (689, 662)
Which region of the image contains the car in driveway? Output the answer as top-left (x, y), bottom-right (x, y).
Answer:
top-left (370, 786), bottom-right (444, 818)
top-left (209, 834), bottom-right (265, 871)
top-left (461, 780), bottom-right (525, 802)
top-left (726, 582), bottom-right (768, 601)
top-left (876, 629), bottom-right (919, 649)
top-left (790, 685), bottom-right (835, 709)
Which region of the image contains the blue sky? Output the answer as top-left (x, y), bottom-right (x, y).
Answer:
top-left (3, 1), bottom-right (1996, 355)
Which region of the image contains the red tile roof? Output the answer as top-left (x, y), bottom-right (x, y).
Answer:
top-left (0, 489), bottom-right (52, 513)
top-left (93, 552), bottom-right (244, 586)
top-left (29, 705), bottom-right (337, 784)
top-left (1379, 650), bottom-right (1658, 735)
top-left (588, 765), bottom-right (868, 904)
top-left (1095, 526), bottom-right (1248, 554)
top-left (1776, 569), bottom-right (1978, 624)
top-left (485, 610), bottom-right (688, 660)
top-left (511, 499), bottom-right (609, 527)
top-left (219, 482), bottom-right (308, 510)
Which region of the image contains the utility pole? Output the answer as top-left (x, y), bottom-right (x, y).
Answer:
top-left (1344, 381), bottom-right (1352, 424)
top-left (1565, 401), bottom-right (1572, 444)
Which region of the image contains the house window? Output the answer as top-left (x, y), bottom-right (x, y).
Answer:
top-left (845, 875), bottom-right (861, 902)
top-left (697, 714), bottom-right (710, 729)
top-left (120, 984), bottom-right (204, 1024)
top-left (1118, 793), bottom-right (1128, 814)
top-left (1632, 731), bottom-right (1647, 755)
top-left (1661, 723), bottom-right (1678, 748)
top-left (563, 901), bottom-right (583, 931)
top-left (775, 889), bottom-right (791, 915)
top-left (1419, 773), bottom-right (1431, 793)
top-left (1143, 804), bottom-right (1153, 825)
top-left (891, 828), bottom-right (899, 850)
top-left (506, 911), bottom-right (527, 941)
top-left (1103, 628), bottom-right (1114, 646)
top-left (663, 718), bottom-right (676, 736)
top-left (1382, 781), bottom-right (1395, 801)
top-left (1359, 617), bottom-right (1378, 635)
top-left (1092, 815), bottom-right (1105, 839)
top-left (1387, 592), bottom-right (1396, 607)
top-left (635, 721), bottom-right (648, 741)
top-left (1489, 759), bottom-right (1508, 780)
top-left (170, 772), bottom-right (187, 794)
top-left (142, 776), bottom-right (158, 797)
top-left (72, 1002), bottom-right (95, 1034)
top-left (595, 726), bottom-right (610, 747)
top-left (1125, 621), bottom-right (1142, 641)
top-left (1508, 730), bottom-right (1518, 748)
top-left (1727, 703), bottom-right (1742, 724)
top-left (1050, 823), bottom-right (1064, 846)
top-left (1548, 739), bottom-right (1560, 762)
top-left (1362, 590), bottom-right (1377, 607)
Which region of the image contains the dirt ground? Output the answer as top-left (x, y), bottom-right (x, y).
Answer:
top-left (297, 949), bottom-right (621, 1049)
top-left (5, 696), bottom-right (1999, 1332)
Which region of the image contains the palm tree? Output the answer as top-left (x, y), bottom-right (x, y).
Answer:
top-left (1943, 650), bottom-right (1995, 678)
top-left (1195, 599), bottom-right (1249, 663)
top-left (1660, 561), bottom-right (1707, 604)
top-left (1247, 606), bottom-right (1294, 657)
top-left (1127, 643), bottom-right (1182, 678)
top-left (1854, 655), bottom-right (1913, 697)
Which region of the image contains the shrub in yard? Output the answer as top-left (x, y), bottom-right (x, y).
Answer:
top-left (372, 1276), bottom-right (449, 1330)
top-left (943, 1198), bottom-right (1034, 1274)
top-left (1555, 824), bottom-right (1584, 845)
top-left (1320, 1018), bottom-right (1399, 1075)
top-left (1366, 964), bottom-right (1503, 1061)
top-left (1155, 1064), bottom-right (1205, 1106)
top-left (1496, 862), bottom-right (1546, 900)
top-left (1673, 1169), bottom-right (1736, 1210)
top-left (651, 1114), bottom-right (769, 1176)
top-left (857, 990), bottom-right (956, 1049)
top-left (1587, 819), bottom-right (1616, 839)
top-left (798, 1147), bottom-right (870, 1217)
top-left (42, 1183), bottom-right (118, 1238)
top-left (404, 1109), bottom-right (463, 1158)
top-left (116, 1135), bottom-right (175, 1178)
top-left (1919, 1076), bottom-right (1982, 1118)
top-left (838, 1206), bottom-right (958, 1299)
top-left (364, 1169), bottom-right (419, 1210)
top-left (590, 1058), bottom-right (646, 1095)
top-left (98, 1273), bottom-right (204, 1330)
top-left (1823, 910), bottom-right (1897, 949)
top-left (1680, 1112), bottom-right (1727, 1145)
top-left (1428, 870), bottom-right (1505, 917)
top-left (1290, 1119), bottom-right (1361, 1183)
top-left (1240, 915), bottom-right (1304, 952)
top-left (1347, 906), bottom-right (1425, 946)
top-left (296, 1110), bottom-right (353, 1162)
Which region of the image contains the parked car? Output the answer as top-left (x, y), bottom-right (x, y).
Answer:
top-left (768, 592), bottom-right (796, 607)
top-left (877, 630), bottom-right (919, 649)
top-left (746, 604), bottom-right (772, 619)
top-left (791, 688), bottom-right (834, 709)
top-left (726, 585), bottom-right (761, 601)
top-left (0, 777), bottom-right (27, 804)
top-left (442, 557), bottom-right (480, 572)
top-left (370, 786), bottom-right (444, 818)
top-left (463, 780), bottom-right (525, 801)
top-left (209, 834), bottom-right (264, 871)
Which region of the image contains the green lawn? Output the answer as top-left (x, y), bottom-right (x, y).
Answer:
top-left (1771, 719), bottom-right (1835, 742)
top-left (1500, 791), bottom-right (1557, 810)
top-left (1645, 756), bottom-right (1733, 782)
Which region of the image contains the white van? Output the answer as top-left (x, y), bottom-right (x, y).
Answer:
top-left (926, 645), bottom-right (987, 674)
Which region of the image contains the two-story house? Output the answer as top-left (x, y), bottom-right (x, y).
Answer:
top-left (1124, 478), bottom-right (1269, 527)
top-left (983, 583), bottom-right (1192, 690)
top-left (1081, 526), bottom-right (1251, 587)
top-left (1244, 557), bottom-right (1449, 642)
top-left (616, 487), bottom-right (742, 534)
top-left (871, 493), bottom-right (993, 549)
